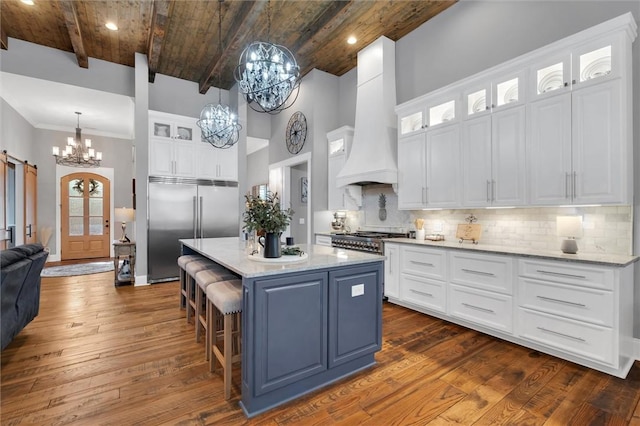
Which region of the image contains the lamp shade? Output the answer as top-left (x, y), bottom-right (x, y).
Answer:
top-left (556, 215), bottom-right (583, 238)
top-left (114, 208), bottom-right (135, 223)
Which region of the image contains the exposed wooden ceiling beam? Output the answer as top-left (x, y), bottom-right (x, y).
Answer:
top-left (1, 19), bottom-right (8, 50)
top-left (59, 0), bottom-right (88, 68)
top-left (290, 1), bottom-right (353, 54)
top-left (147, 0), bottom-right (171, 84)
top-left (198, 1), bottom-right (267, 95)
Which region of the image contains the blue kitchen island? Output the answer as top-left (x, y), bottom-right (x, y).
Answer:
top-left (180, 237), bottom-right (384, 417)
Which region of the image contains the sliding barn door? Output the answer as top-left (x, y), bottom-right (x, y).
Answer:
top-left (0, 152), bottom-right (7, 250)
top-left (23, 163), bottom-right (37, 244)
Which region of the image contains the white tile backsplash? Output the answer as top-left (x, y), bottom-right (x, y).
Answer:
top-left (342, 185), bottom-right (633, 256)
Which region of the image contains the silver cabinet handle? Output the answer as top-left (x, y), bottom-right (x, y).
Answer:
top-left (462, 303), bottom-right (494, 314)
top-left (536, 295), bottom-right (586, 308)
top-left (536, 269), bottom-right (587, 279)
top-left (565, 173), bottom-right (571, 199)
top-left (486, 180), bottom-right (491, 203)
top-left (422, 187), bottom-right (426, 204)
top-left (388, 251), bottom-right (393, 274)
top-left (564, 82), bottom-right (569, 87)
top-left (411, 260), bottom-right (434, 267)
top-left (492, 180), bottom-right (496, 202)
top-left (425, 187), bottom-right (428, 204)
top-left (410, 289), bottom-right (433, 298)
top-left (537, 326), bottom-right (585, 342)
top-left (199, 196), bottom-right (204, 238)
top-left (193, 196), bottom-right (197, 239)
top-left (461, 268), bottom-right (495, 277)
top-left (572, 171), bottom-right (577, 200)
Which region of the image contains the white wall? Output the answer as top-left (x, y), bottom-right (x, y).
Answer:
top-left (247, 147), bottom-right (269, 189)
top-left (0, 99), bottom-right (35, 162)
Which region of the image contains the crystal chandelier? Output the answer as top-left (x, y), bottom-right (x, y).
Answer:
top-left (52, 112), bottom-right (102, 167)
top-left (197, 0), bottom-right (241, 148)
top-left (234, 1), bottom-right (300, 114)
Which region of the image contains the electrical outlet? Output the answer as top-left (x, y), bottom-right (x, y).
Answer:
top-left (299, 218), bottom-right (305, 225)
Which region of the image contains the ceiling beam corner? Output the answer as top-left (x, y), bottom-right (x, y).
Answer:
top-left (147, 0), bottom-right (171, 76)
top-left (1, 24), bottom-right (8, 50)
top-left (59, 0), bottom-right (88, 68)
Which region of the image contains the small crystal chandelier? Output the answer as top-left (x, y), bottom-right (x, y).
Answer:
top-left (52, 112), bottom-right (102, 167)
top-left (197, 0), bottom-right (241, 148)
top-left (234, 0), bottom-right (300, 114)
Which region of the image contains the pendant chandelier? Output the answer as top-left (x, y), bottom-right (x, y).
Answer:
top-left (197, 0), bottom-right (241, 149)
top-left (234, 0), bottom-right (300, 114)
top-left (52, 112), bottom-right (102, 168)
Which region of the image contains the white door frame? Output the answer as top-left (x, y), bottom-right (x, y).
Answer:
top-left (268, 152), bottom-right (312, 245)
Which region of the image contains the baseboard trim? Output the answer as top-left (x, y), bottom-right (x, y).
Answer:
top-left (635, 338), bottom-right (640, 360)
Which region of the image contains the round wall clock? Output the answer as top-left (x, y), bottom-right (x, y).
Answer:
top-left (286, 111), bottom-right (307, 154)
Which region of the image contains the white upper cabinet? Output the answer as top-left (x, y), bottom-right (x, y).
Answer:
top-left (425, 123), bottom-right (461, 208)
top-left (397, 133), bottom-right (426, 209)
top-left (528, 27), bottom-right (631, 205)
top-left (397, 12), bottom-right (635, 209)
top-left (149, 112), bottom-right (198, 178)
top-left (149, 110), bottom-right (237, 181)
top-left (197, 140), bottom-right (238, 181)
top-left (397, 92), bottom-right (459, 136)
top-left (398, 122), bottom-right (461, 210)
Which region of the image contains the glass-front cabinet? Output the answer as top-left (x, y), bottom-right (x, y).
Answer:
top-left (398, 93), bottom-right (459, 137)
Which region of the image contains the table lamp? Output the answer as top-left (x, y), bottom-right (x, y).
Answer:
top-left (114, 207), bottom-right (135, 242)
top-left (556, 215), bottom-right (583, 254)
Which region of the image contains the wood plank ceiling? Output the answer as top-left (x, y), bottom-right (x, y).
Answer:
top-left (0, 0), bottom-right (457, 94)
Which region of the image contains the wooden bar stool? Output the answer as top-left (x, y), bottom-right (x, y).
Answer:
top-left (177, 255), bottom-right (202, 310)
top-left (184, 259), bottom-right (222, 323)
top-left (194, 268), bottom-right (238, 348)
top-left (206, 279), bottom-right (242, 400)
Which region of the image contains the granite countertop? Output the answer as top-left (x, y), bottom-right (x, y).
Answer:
top-left (384, 238), bottom-right (638, 267)
top-left (180, 237), bottom-right (384, 278)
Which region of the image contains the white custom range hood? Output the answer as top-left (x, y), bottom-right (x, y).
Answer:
top-left (336, 36), bottom-right (398, 188)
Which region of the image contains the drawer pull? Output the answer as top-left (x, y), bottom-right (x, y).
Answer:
top-left (536, 270), bottom-right (586, 280)
top-left (410, 289), bottom-right (433, 298)
top-left (462, 303), bottom-right (494, 314)
top-left (537, 326), bottom-right (586, 342)
top-left (461, 268), bottom-right (495, 277)
top-left (536, 295), bottom-right (586, 308)
top-left (411, 260), bottom-right (434, 267)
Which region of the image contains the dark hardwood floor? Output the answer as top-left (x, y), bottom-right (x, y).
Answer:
top-left (2, 271), bottom-right (640, 425)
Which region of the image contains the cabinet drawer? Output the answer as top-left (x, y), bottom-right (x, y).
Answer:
top-left (450, 252), bottom-right (513, 294)
top-left (400, 274), bottom-right (446, 313)
top-left (518, 259), bottom-right (613, 290)
top-left (401, 246), bottom-right (446, 280)
top-left (449, 284), bottom-right (513, 334)
top-left (519, 277), bottom-right (613, 327)
top-left (315, 235), bottom-right (332, 247)
top-left (518, 308), bottom-right (615, 367)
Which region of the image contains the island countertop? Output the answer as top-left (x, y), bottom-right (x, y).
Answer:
top-left (180, 237), bottom-right (385, 278)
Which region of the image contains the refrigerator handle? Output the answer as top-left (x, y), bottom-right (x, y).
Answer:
top-left (199, 196), bottom-right (204, 239)
top-left (193, 196), bottom-right (197, 240)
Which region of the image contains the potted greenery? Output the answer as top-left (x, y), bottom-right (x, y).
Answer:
top-left (243, 191), bottom-right (294, 258)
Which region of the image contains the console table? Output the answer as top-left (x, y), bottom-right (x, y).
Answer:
top-left (113, 241), bottom-right (135, 286)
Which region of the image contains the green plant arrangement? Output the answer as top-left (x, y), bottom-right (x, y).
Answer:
top-left (242, 191), bottom-right (294, 234)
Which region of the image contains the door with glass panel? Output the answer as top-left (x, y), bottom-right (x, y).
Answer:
top-left (61, 173), bottom-right (111, 260)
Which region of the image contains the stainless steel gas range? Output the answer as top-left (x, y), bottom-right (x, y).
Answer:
top-left (330, 231), bottom-right (407, 254)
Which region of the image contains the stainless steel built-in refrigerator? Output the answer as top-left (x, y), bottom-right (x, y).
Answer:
top-left (147, 176), bottom-right (239, 283)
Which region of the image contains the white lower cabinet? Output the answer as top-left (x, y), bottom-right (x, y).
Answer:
top-left (401, 274), bottom-right (446, 313)
top-left (384, 243), bottom-right (400, 299)
top-left (449, 284), bottom-right (513, 334)
top-left (383, 243), bottom-right (634, 378)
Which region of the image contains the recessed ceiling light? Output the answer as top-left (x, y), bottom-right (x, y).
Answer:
top-left (21, 0), bottom-right (34, 5)
top-left (105, 22), bottom-right (118, 31)
top-left (347, 36), bottom-right (357, 45)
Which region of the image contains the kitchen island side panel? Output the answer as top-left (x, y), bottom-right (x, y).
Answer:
top-left (241, 262), bottom-right (383, 418)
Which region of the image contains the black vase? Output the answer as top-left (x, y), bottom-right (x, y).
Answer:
top-left (258, 232), bottom-right (282, 258)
